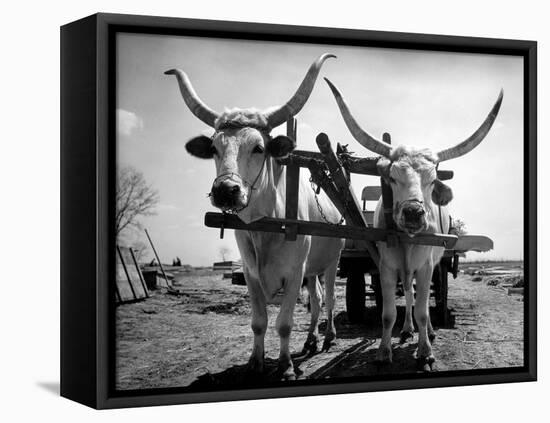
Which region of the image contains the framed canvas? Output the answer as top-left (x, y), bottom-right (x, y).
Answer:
top-left (60, 13), bottom-right (537, 409)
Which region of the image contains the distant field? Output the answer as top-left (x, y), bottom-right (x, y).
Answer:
top-left (461, 260), bottom-right (523, 267)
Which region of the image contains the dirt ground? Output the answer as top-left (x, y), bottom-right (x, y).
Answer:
top-left (115, 262), bottom-right (524, 391)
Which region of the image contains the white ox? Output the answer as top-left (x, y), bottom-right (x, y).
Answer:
top-left (325, 78), bottom-right (503, 370)
top-left (166, 54), bottom-right (344, 380)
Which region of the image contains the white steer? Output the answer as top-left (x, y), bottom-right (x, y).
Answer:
top-left (325, 77), bottom-right (503, 370)
top-left (166, 54), bottom-right (344, 380)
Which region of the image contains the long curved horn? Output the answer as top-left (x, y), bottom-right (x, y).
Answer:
top-left (165, 69), bottom-right (220, 128)
top-left (264, 53), bottom-right (336, 129)
top-left (437, 89), bottom-right (504, 162)
top-left (324, 78), bottom-right (392, 157)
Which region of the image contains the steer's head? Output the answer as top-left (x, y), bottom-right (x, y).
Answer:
top-left (376, 146), bottom-right (452, 234)
top-left (165, 54), bottom-right (335, 213)
top-left (325, 78), bottom-right (503, 236)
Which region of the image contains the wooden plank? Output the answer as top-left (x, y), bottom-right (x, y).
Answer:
top-left (453, 235), bottom-right (494, 252)
top-left (280, 150), bottom-right (454, 180)
top-left (117, 246), bottom-right (137, 301)
top-left (130, 247), bottom-right (149, 298)
top-left (204, 213), bottom-right (458, 248)
top-left (145, 229), bottom-right (172, 289)
top-left (118, 246), bottom-right (148, 300)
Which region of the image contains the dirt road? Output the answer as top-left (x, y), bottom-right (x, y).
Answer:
top-left (116, 264), bottom-right (524, 391)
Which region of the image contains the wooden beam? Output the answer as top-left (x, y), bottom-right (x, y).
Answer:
top-left (316, 133), bottom-right (381, 265)
top-left (316, 133), bottom-right (366, 227)
top-left (144, 229), bottom-right (171, 289)
top-left (281, 150), bottom-right (454, 180)
top-left (204, 212), bottom-right (458, 249)
top-left (308, 163), bottom-right (347, 216)
top-left (284, 161), bottom-right (300, 241)
top-left (284, 118), bottom-right (299, 240)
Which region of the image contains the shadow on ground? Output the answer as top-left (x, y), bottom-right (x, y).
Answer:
top-left (319, 305), bottom-right (455, 340)
top-left (188, 304), bottom-right (451, 388)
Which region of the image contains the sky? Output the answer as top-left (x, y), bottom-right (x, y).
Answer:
top-left (116, 33), bottom-right (524, 265)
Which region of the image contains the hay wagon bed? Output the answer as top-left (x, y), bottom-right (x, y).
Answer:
top-left (205, 119), bottom-right (492, 325)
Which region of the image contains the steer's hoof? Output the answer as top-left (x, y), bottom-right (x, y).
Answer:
top-left (416, 355), bottom-right (436, 372)
top-left (302, 336), bottom-right (318, 356)
top-left (375, 346), bottom-right (392, 365)
top-left (321, 332), bottom-right (336, 352)
top-left (278, 357), bottom-right (297, 381)
top-left (281, 370), bottom-right (297, 381)
top-left (399, 330), bottom-right (414, 344)
top-left (278, 364), bottom-right (296, 381)
top-left (321, 338), bottom-right (335, 353)
top-left (247, 356), bottom-right (264, 375)
top-left (428, 332), bottom-right (437, 343)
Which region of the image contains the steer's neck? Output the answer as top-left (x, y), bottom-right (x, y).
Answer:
top-left (236, 157), bottom-right (284, 224)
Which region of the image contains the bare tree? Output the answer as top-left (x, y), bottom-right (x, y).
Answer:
top-left (132, 239), bottom-right (150, 263)
top-left (219, 246), bottom-right (231, 262)
top-left (116, 166), bottom-right (159, 236)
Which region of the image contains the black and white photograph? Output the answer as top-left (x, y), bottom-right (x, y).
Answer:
top-left (114, 31), bottom-right (526, 392)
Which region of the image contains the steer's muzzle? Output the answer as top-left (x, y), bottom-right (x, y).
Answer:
top-left (210, 180), bottom-right (247, 211)
top-left (398, 201), bottom-right (427, 235)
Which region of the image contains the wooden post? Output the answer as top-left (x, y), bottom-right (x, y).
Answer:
top-left (381, 132), bottom-right (398, 247)
top-left (315, 133), bottom-right (380, 266)
top-left (144, 229), bottom-right (171, 289)
top-left (285, 118), bottom-right (299, 241)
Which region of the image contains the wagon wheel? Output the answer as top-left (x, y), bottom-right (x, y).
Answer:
top-left (433, 262), bottom-right (449, 327)
top-left (345, 270), bottom-right (366, 323)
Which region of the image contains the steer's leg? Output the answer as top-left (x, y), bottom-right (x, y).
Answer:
top-left (303, 276), bottom-right (321, 355)
top-left (415, 263), bottom-right (435, 371)
top-left (276, 268), bottom-right (304, 380)
top-left (322, 258), bottom-right (339, 352)
top-left (245, 269), bottom-right (267, 375)
top-left (376, 263), bottom-right (398, 363)
top-left (400, 272), bottom-right (415, 343)
top-left (427, 313), bottom-right (436, 343)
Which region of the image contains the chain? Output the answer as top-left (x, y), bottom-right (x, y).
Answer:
top-left (310, 174), bottom-right (346, 225)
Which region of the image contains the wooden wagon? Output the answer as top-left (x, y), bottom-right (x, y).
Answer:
top-left (204, 118), bottom-right (492, 325)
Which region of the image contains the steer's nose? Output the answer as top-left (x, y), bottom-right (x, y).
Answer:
top-left (402, 203), bottom-right (425, 223)
top-left (211, 182), bottom-right (241, 207)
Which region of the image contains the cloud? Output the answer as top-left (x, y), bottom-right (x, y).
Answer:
top-left (157, 203), bottom-right (180, 211)
top-left (117, 109), bottom-right (144, 136)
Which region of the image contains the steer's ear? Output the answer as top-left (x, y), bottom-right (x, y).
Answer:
top-left (376, 157), bottom-right (392, 182)
top-left (185, 135), bottom-right (215, 159)
top-left (432, 179), bottom-right (453, 206)
top-left (266, 135), bottom-right (296, 158)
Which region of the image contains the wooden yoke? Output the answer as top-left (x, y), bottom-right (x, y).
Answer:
top-left (284, 118), bottom-right (300, 240)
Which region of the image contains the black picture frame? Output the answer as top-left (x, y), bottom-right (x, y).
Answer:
top-left (60, 12), bottom-right (537, 409)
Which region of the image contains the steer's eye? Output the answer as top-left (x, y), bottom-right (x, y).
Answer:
top-left (253, 145), bottom-right (264, 154)
top-left (388, 176), bottom-right (396, 184)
